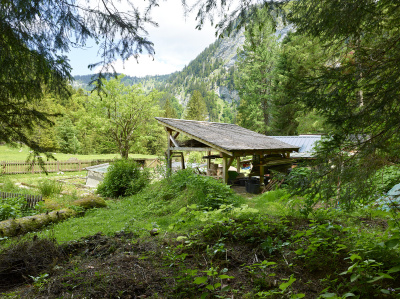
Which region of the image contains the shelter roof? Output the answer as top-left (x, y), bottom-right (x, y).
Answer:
top-left (269, 135), bottom-right (321, 153)
top-left (155, 117), bottom-right (299, 153)
top-left (269, 135), bottom-right (322, 159)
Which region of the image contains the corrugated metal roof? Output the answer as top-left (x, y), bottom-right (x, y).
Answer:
top-left (156, 117), bottom-right (300, 153)
top-left (269, 136), bottom-right (322, 153)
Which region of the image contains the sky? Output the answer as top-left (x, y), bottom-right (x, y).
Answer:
top-left (69, 0), bottom-right (217, 77)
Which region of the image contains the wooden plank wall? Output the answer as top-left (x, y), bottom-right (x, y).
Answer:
top-left (0, 158), bottom-right (159, 175)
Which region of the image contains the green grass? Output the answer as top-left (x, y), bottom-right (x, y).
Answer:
top-left (0, 145), bottom-right (157, 161)
top-left (39, 196), bottom-right (155, 243)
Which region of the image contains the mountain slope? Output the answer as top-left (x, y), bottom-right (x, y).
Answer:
top-left (73, 23), bottom-right (290, 122)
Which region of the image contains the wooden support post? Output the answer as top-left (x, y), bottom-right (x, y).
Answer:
top-left (166, 130), bottom-right (172, 176)
top-left (169, 135), bottom-right (179, 147)
top-left (260, 162), bottom-right (265, 187)
top-left (222, 155), bottom-right (228, 184)
top-left (207, 151), bottom-right (211, 171)
top-left (173, 132), bottom-right (180, 139)
top-left (180, 152), bottom-right (185, 170)
top-left (222, 155), bottom-right (235, 184)
top-left (236, 157), bottom-right (241, 173)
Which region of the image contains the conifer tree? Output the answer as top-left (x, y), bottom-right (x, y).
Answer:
top-left (185, 90), bottom-right (208, 121)
top-left (235, 8), bottom-right (279, 135)
top-left (163, 99), bottom-right (178, 119)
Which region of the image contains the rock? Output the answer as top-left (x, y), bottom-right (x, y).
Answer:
top-left (72, 196), bottom-right (107, 209)
top-left (149, 228), bottom-right (159, 236)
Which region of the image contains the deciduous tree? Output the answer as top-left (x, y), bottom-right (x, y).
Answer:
top-left (88, 76), bottom-right (161, 159)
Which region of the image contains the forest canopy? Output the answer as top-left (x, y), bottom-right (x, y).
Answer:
top-left (0, 0), bottom-right (156, 157)
top-left (2, 0), bottom-right (400, 168)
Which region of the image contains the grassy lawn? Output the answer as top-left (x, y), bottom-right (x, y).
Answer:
top-left (0, 145), bottom-right (158, 161)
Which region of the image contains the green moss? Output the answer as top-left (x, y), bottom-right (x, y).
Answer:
top-left (0, 209), bottom-right (76, 237)
top-left (72, 196), bottom-right (107, 209)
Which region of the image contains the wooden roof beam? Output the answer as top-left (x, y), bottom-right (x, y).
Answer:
top-left (159, 122), bottom-right (233, 156)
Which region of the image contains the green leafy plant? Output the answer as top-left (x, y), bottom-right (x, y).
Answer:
top-left (246, 260), bottom-right (278, 293)
top-left (375, 165), bottom-right (400, 194)
top-left (0, 196), bottom-right (42, 221)
top-left (97, 159), bottom-right (150, 198)
top-left (193, 266), bottom-right (234, 298)
top-left (29, 273), bottom-right (49, 291)
top-left (293, 221), bottom-right (348, 270)
top-left (339, 253), bottom-right (400, 297)
top-left (147, 168), bottom-right (243, 210)
top-left (255, 274), bottom-right (304, 298)
top-left (38, 179), bottom-right (63, 197)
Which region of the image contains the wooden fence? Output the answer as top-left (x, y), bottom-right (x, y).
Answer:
top-left (0, 191), bottom-right (43, 208)
top-left (0, 158), bottom-right (160, 175)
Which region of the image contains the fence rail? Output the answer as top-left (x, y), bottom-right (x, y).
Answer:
top-left (0, 158), bottom-right (160, 175)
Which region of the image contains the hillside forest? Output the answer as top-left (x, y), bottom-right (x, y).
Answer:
top-left (7, 0), bottom-right (398, 214)
top-left (2, 0), bottom-right (400, 298)
top-left (41, 13), bottom-right (326, 159)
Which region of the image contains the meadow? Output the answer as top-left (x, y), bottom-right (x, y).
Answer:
top-left (0, 145), bottom-right (157, 161)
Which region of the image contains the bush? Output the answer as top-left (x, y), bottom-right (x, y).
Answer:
top-left (38, 179), bottom-right (63, 197)
top-left (158, 169), bottom-right (243, 209)
top-left (374, 165), bottom-right (400, 194)
top-left (284, 167), bottom-right (312, 192)
top-left (97, 159), bottom-right (150, 198)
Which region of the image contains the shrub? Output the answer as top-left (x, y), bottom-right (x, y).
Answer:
top-left (284, 167), bottom-right (312, 193)
top-left (97, 159), bottom-right (150, 198)
top-left (38, 179), bottom-right (63, 197)
top-left (162, 169), bottom-right (243, 209)
top-left (374, 165), bottom-right (400, 194)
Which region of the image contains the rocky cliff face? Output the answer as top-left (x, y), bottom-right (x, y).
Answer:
top-left (73, 24), bottom-right (291, 108)
top-left (215, 28), bottom-right (246, 68)
top-left (216, 86), bottom-right (240, 104)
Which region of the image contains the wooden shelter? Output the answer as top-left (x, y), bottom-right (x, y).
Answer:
top-left (155, 117), bottom-right (300, 187)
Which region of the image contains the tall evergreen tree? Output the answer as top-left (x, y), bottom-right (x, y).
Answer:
top-left (185, 90), bottom-right (208, 121)
top-left (280, 0), bottom-right (400, 207)
top-left (163, 98), bottom-right (178, 119)
top-left (56, 117), bottom-right (81, 154)
top-left (270, 32), bottom-right (328, 135)
top-left (235, 8), bottom-right (279, 135)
